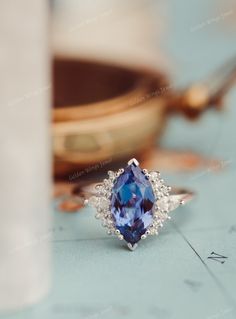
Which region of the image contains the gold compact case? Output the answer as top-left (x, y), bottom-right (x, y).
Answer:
top-left (53, 56), bottom-right (235, 177)
top-left (53, 58), bottom-right (170, 176)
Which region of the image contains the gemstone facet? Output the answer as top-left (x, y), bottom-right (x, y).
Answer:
top-left (110, 163), bottom-right (155, 245)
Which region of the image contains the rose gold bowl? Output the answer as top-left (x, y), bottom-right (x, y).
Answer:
top-left (53, 57), bottom-right (169, 176)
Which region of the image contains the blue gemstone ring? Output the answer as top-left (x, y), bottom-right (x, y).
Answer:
top-left (86, 158), bottom-right (194, 250)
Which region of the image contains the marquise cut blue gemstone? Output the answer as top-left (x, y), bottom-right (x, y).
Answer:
top-left (111, 163), bottom-right (155, 245)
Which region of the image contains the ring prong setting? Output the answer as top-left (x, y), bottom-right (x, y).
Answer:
top-left (127, 243), bottom-right (138, 251)
top-left (127, 158), bottom-right (139, 166)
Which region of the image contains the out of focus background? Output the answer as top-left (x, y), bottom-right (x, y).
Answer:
top-left (1, 0), bottom-right (236, 318)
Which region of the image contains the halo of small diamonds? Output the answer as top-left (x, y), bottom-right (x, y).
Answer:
top-left (88, 168), bottom-right (123, 236)
top-left (87, 159), bottom-right (182, 249)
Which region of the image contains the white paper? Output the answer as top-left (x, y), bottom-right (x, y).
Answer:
top-left (0, 0), bottom-right (51, 311)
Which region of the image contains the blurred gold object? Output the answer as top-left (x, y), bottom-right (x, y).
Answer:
top-left (53, 58), bottom-right (168, 175)
top-left (53, 56), bottom-right (236, 177)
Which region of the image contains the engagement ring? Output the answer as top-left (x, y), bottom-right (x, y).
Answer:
top-left (86, 158), bottom-right (194, 250)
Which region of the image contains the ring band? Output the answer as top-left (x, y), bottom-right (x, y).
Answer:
top-left (84, 158), bottom-right (194, 250)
